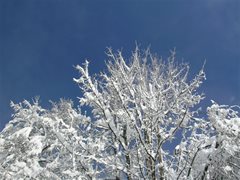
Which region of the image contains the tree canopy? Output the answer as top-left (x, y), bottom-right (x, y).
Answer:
top-left (0, 48), bottom-right (239, 179)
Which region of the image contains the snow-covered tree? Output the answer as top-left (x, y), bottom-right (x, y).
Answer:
top-left (73, 48), bottom-right (240, 179)
top-left (0, 47), bottom-right (239, 179)
top-left (73, 48), bottom-right (212, 179)
top-left (205, 102), bottom-right (240, 179)
top-left (0, 99), bottom-right (94, 179)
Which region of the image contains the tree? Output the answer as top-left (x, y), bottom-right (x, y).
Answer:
top-left (73, 47), bottom-right (240, 179)
top-left (0, 99), bottom-right (94, 179)
top-left (0, 47), bottom-right (239, 179)
top-left (205, 102), bottom-right (240, 179)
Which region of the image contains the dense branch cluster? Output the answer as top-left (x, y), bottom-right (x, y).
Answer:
top-left (0, 48), bottom-right (239, 179)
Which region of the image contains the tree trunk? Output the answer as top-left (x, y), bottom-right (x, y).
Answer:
top-left (157, 133), bottom-right (164, 180)
top-left (145, 129), bottom-right (156, 179)
top-left (123, 125), bottom-right (132, 180)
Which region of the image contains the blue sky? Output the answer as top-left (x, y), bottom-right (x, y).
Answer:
top-left (0, 0), bottom-right (239, 130)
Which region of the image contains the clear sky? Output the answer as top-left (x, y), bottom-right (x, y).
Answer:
top-left (0, 0), bottom-right (239, 130)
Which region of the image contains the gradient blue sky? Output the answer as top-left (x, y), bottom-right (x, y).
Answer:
top-left (0, 0), bottom-right (239, 130)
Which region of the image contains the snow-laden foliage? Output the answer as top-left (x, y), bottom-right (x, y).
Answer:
top-left (0, 47), bottom-right (239, 179)
top-left (205, 102), bottom-right (240, 179)
top-left (0, 99), bottom-right (94, 179)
